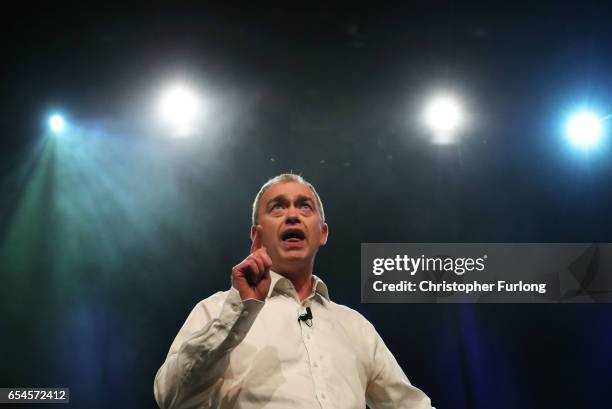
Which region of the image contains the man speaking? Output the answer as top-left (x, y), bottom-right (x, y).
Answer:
top-left (154, 174), bottom-right (433, 409)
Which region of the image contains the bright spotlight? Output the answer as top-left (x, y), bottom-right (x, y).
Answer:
top-left (565, 110), bottom-right (604, 149)
top-left (49, 114), bottom-right (65, 133)
top-left (158, 84), bottom-right (203, 137)
top-left (423, 94), bottom-right (464, 144)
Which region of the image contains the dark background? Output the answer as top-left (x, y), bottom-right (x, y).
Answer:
top-left (1, 3), bottom-right (612, 408)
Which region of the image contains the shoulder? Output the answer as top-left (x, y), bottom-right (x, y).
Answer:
top-left (326, 300), bottom-right (377, 333)
top-left (191, 289), bottom-right (232, 319)
top-left (328, 300), bottom-right (366, 319)
top-left (198, 290), bottom-right (230, 305)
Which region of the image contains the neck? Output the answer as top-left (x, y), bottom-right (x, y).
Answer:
top-left (275, 262), bottom-right (314, 302)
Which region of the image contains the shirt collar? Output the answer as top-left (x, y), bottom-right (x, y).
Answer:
top-left (267, 270), bottom-right (330, 302)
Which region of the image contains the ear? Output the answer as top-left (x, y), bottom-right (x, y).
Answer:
top-left (250, 224), bottom-right (262, 253)
top-left (319, 222), bottom-right (329, 246)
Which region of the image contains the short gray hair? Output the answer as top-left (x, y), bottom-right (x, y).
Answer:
top-left (252, 173), bottom-right (325, 225)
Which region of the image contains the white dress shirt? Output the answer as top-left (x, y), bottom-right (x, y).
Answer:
top-left (154, 271), bottom-right (433, 409)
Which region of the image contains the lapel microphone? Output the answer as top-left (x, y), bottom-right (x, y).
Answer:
top-left (298, 307), bottom-right (313, 327)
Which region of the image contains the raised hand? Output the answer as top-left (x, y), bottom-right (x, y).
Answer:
top-left (231, 226), bottom-right (272, 301)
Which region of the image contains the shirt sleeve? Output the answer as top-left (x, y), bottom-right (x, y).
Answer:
top-left (154, 288), bottom-right (265, 409)
top-left (364, 321), bottom-right (434, 409)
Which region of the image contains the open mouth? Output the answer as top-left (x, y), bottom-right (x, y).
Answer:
top-left (281, 229), bottom-right (306, 243)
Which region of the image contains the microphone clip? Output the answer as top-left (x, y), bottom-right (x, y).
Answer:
top-left (298, 307), bottom-right (313, 327)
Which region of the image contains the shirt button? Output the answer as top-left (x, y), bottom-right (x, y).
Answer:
top-left (321, 393), bottom-right (326, 400)
top-left (313, 362), bottom-right (318, 368)
top-left (241, 310), bottom-right (249, 317)
top-left (306, 334), bottom-right (311, 340)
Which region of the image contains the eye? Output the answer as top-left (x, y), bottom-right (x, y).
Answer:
top-left (301, 203), bottom-right (312, 209)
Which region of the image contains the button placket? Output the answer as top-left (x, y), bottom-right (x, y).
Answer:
top-left (302, 313), bottom-right (331, 408)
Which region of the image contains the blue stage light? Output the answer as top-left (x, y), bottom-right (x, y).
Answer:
top-left (565, 110), bottom-right (604, 149)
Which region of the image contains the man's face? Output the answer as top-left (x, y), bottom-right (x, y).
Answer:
top-left (253, 181), bottom-right (328, 272)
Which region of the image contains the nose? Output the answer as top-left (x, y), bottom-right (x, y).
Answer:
top-left (285, 206), bottom-right (300, 224)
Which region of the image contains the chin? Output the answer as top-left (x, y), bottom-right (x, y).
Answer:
top-left (280, 251), bottom-right (310, 263)
top-left (283, 254), bottom-right (307, 262)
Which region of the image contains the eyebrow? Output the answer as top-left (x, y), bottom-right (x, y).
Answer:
top-left (295, 195), bottom-right (314, 204)
top-left (267, 194), bottom-right (315, 207)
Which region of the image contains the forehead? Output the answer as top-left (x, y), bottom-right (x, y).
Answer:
top-left (260, 181), bottom-right (316, 203)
